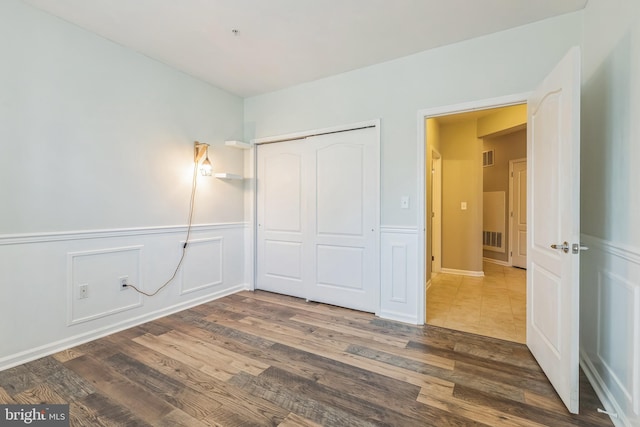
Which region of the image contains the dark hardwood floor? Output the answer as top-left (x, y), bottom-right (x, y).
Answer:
top-left (0, 290), bottom-right (613, 426)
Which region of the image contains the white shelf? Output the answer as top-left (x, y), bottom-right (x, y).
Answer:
top-left (215, 173), bottom-right (243, 180)
top-left (225, 140), bottom-right (251, 149)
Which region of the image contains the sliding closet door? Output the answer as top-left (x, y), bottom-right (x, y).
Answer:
top-left (256, 140), bottom-right (309, 299)
top-left (256, 126), bottom-right (379, 313)
top-left (306, 128), bottom-right (379, 312)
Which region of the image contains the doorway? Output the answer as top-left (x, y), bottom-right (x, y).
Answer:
top-left (422, 101), bottom-right (528, 343)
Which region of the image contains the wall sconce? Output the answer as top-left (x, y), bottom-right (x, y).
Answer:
top-left (194, 141), bottom-right (212, 176)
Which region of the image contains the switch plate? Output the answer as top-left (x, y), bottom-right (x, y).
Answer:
top-left (401, 196), bottom-right (410, 209)
top-left (461, 202), bottom-right (467, 210)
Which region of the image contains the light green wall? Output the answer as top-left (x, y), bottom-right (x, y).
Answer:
top-left (581, 0), bottom-right (640, 246)
top-left (245, 13), bottom-right (583, 227)
top-left (0, 0), bottom-right (245, 234)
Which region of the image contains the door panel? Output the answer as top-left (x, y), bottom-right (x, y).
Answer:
top-left (264, 153), bottom-right (302, 232)
top-left (317, 144), bottom-right (364, 236)
top-left (527, 46), bottom-right (581, 414)
top-left (316, 245), bottom-right (364, 290)
top-left (257, 142), bottom-right (308, 299)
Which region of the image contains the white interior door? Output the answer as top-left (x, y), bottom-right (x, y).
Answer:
top-left (510, 159), bottom-right (527, 268)
top-left (527, 46), bottom-right (581, 414)
top-left (257, 127), bottom-right (379, 313)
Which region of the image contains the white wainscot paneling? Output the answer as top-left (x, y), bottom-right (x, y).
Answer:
top-left (0, 223), bottom-right (246, 371)
top-left (380, 227), bottom-right (419, 324)
top-left (580, 234), bottom-right (640, 427)
top-left (68, 246), bottom-right (143, 324)
top-left (181, 237), bottom-right (223, 295)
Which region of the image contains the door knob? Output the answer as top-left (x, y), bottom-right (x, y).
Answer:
top-left (551, 242), bottom-right (569, 253)
top-left (572, 243), bottom-right (589, 254)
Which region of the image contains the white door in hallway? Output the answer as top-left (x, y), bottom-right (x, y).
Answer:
top-left (510, 159), bottom-right (527, 268)
top-left (256, 126), bottom-right (380, 313)
top-left (527, 46), bottom-right (581, 414)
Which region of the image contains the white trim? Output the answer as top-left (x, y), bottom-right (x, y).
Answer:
top-left (179, 237), bottom-right (224, 295)
top-left (440, 268), bottom-right (485, 277)
top-left (67, 245), bottom-right (144, 325)
top-left (417, 93), bottom-right (530, 325)
top-left (483, 257), bottom-right (512, 267)
top-left (0, 222), bottom-right (246, 246)
top-left (580, 351), bottom-right (626, 427)
top-left (581, 234), bottom-right (640, 266)
top-left (0, 284), bottom-right (245, 372)
top-left (378, 309), bottom-right (420, 325)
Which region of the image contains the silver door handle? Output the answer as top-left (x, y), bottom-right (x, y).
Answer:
top-left (551, 242), bottom-right (569, 253)
top-left (572, 243), bottom-right (589, 254)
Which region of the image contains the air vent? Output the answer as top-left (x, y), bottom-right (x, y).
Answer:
top-left (482, 150), bottom-right (495, 167)
top-left (483, 231), bottom-right (503, 249)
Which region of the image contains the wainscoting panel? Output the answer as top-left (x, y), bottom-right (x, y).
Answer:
top-left (580, 234), bottom-right (640, 427)
top-left (0, 223), bottom-right (246, 371)
top-left (68, 246), bottom-right (143, 325)
top-left (180, 237), bottom-right (224, 295)
top-left (380, 227), bottom-right (420, 324)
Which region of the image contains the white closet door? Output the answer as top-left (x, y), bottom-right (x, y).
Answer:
top-left (256, 127), bottom-right (379, 313)
top-left (306, 128), bottom-right (378, 312)
top-left (256, 140), bottom-right (309, 299)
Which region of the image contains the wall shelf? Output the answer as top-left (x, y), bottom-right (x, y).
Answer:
top-left (225, 140), bottom-right (251, 149)
top-left (215, 173), bottom-right (243, 180)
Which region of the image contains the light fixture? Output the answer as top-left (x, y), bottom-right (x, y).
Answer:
top-left (194, 141), bottom-right (212, 176)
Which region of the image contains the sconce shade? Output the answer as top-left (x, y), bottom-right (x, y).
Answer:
top-left (194, 141), bottom-right (213, 176)
top-left (200, 156), bottom-right (213, 176)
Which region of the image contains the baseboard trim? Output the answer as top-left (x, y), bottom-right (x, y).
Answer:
top-left (379, 309), bottom-right (421, 325)
top-left (483, 257), bottom-right (512, 267)
top-left (440, 268), bottom-right (485, 277)
top-left (0, 284), bottom-right (246, 372)
top-left (580, 349), bottom-right (628, 427)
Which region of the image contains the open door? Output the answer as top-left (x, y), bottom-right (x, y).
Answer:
top-left (527, 46), bottom-right (581, 413)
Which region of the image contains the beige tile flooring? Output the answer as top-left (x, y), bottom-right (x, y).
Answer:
top-left (426, 261), bottom-right (526, 343)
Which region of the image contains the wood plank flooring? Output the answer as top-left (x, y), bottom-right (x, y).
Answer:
top-left (0, 290), bottom-right (613, 426)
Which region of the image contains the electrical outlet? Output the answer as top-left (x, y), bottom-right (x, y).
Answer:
top-left (119, 276), bottom-right (129, 291)
top-left (79, 284), bottom-right (88, 299)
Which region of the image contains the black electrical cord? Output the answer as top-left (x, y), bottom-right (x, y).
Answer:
top-left (125, 158), bottom-right (199, 297)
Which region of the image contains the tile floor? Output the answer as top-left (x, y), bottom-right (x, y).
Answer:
top-left (426, 261), bottom-right (526, 343)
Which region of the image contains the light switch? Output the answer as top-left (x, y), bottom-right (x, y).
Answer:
top-left (461, 202), bottom-right (467, 210)
top-left (401, 196), bottom-right (410, 209)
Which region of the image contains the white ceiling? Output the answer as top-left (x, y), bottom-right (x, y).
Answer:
top-left (22, 0), bottom-right (587, 97)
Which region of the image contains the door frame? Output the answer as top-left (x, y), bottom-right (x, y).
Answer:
top-left (248, 119), bottom-right (381, 313)
top-left (509, 157), bottom-right (527, 268)
top-left (431, 150), bottom-right (442, 276)
top-left (416, 93), bottom-right (530, 324)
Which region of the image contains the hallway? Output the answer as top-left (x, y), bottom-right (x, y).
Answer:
top-left (427, 262), bottom-right (526, 343)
